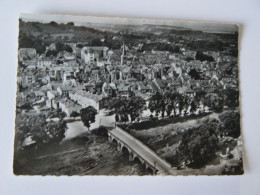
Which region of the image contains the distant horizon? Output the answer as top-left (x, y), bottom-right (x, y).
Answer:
top-left (20, 13), bottom-right (238, 34)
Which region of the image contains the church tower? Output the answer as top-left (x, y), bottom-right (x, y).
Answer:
top-left (121, 42), bottom-right (126, 66)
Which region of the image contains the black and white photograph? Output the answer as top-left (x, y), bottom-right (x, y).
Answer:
top-left (13, 13), bottom-right (243, 176)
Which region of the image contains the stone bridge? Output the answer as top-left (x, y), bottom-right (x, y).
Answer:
top-left (108, 127), bottom-right (173, 175)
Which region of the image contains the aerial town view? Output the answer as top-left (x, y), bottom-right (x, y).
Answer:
top-left (13, 15), bottom-right (243, 175)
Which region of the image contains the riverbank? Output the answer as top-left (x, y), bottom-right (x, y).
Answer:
top-left (13, 131), bottom-right (150, 175)
top-left (125, 110), bottom-right (243, 175)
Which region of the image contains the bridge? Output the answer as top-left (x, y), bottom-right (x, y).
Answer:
top-left (107, 127), bottom-right (174, 175)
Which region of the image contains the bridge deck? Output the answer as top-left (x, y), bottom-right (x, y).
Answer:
top-left (110, 127), bottom-right (173, 175)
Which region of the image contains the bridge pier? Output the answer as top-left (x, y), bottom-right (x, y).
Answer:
top-left (145, 164), bottom-right (158, 175)
top-left (108, 134), bottom-right (112, 142)
top-left (129, 152), bottom-right (134, 161)
top-left (117, 142), bottom-right (122, 152)
top-left (108, 129), bottom-right (162, 175)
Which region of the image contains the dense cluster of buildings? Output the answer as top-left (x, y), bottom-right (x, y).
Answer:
top-left (16, 37), bottom-right (238, 118)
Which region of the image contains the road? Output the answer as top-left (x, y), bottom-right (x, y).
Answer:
top-left (64, 111), bottom-right (115, 140)
top-left (110, 127), bottom-right (175, 175)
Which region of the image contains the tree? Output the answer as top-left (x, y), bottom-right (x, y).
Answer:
top-left (49, 21), bottom-right (58, 26)
top-left (172, 92), bottom-right (181, 116)
top-left (164, 92), bottom-right (173, 117)
top-left (218, 111), bottom-right (241, 138)
top-left (46, 49), bottom-right (58, 57)
top-left (195, 51), bottom-right (214, 62)
top-left (178, 95), bottom-right (185, 116)
top-left (19, 114), bottom-right (67, 146)
top-left (91, 38), bottom-right (102, 46)
top-left (80, 106), bottom-right (97, 130)
top-left (63, 44), bottom-right (73, 53)
top-left (19, 34), bottom-right (46, 55)
top-left (190, 100), bottom-right (197, 115)
top-left (176, 117), bottom-right (220, 168)
top-left (102, 96), bottom-right (146, 123)
top-left (183, 96), bottom-right (190, 115)
top-left (204, 93), bottom-right (223, 112)
top-left (126, 96), bottom-right (146, 122)
top-left (55, 42), bottom-right (64, 52)
top-left (188, 69), bottom-right (201, 80)
top-left (70, 111), bottom-right (80, 117)
top-left (223, 88), bottom-right (239, 108)
top-left (67, 22), bottom-right (74, 26)
top-left (148, 92), bottom-right (165, 117)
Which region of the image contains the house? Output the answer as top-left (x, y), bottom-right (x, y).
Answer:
top-left (178, 86), bottom-right (196, 98)
top-left (58, 98), bottom-right (82, 117)
top-left (46, 96), bottom-right (60, 109)
top-left (17, 71), bottom-right (35, 87)
top-left (47, 90), bottom-right (59, 100)
top-left (85, 83), bottom-right (95, 93)
top-left (102, 82), bottom-right (117, 97)
top-left (153, 79), bottom-right (167, 92)
top-left (62, 71), bottom-right (77, 86)
top-left (69, 90), bottom-right (104, 111)
top-left (81, 46), bottom-right (109, 65)
top-left (137, 82), bottom-right (152, 93)
top-left (34, 91), bottom-right (45, 99)
top-left (57, 86), bottom-right (74, 97)
top-left (117, 85), bottom-right (130, 97)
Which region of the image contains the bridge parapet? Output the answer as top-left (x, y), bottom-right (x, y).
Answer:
top-left (107, 128), bottom-right (170, 175)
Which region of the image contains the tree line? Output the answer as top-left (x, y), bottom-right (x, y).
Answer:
top-left (101, 96), bottom-right (146, 123)
top-left (99, 87), bottom-right (239, 123)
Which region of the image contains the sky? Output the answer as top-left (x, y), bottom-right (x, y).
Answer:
top-left (20, 13), bottom-right (238, 33)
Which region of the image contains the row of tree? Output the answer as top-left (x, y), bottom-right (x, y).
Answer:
top-left (78, 87), bottom-right (239, 128)
top-left (147, 88), bottom-right (238, 119)
top-left (148, 92), bottom-right (198, 118)
top-left (101, 96), bottom-right (146, 122)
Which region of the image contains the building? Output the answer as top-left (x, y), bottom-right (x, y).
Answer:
top-left (17, 71), bottom-right (35, 87)
top-left (81, 46), bottom-right (109, 65)
top-left (59, 98), bottom-right (82, 117)
top-left (69, 90), bottom-right (104, 111)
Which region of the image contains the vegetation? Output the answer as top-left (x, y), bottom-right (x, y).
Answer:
top-left (15, 113), bottom-right (67, 147)
top-left (176, 117), bottom-right (220, 168)
top-left (204, 93), bottom-right (223, 112)
top-left (80, 106), bottom-right (97, 130)
top-left (174, 110), bottom-right (240, 168)
top-left (91, 126), bottom-right (108, 136)
top-left (46, 42), bottom-right (73, 57)
top-left (219, 111), bottom-right (241, 138)
top-left (70, 111), bottom-right (80, 117)
top-left (46, 108), bottom-right (66, 119)
top-left (19, 34), bottom-right (46, 54)
top-left (101, 96), bottom-right (146, 122)
top-left (188, 69), bottom-right (201, 80)
top-left (140, 43), bottom-right (181, 53)
top-left (119, 112), bottom-right (210, 131)
top-left (148, 92), bottom-right (165, 117)
top-left (223, 88), bottom-right (239, 108)
top-left (195, 51), bottom-right (215, 62)
top-left (187, 39), bottom-right (226, 52)
top-left (148, 91), bottom-right (197, 118)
